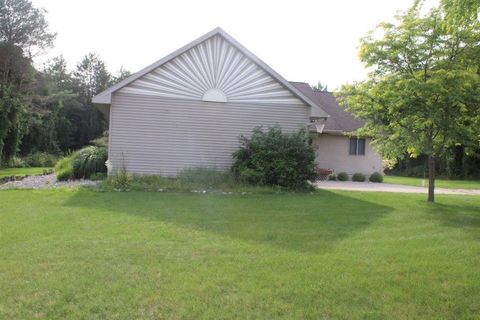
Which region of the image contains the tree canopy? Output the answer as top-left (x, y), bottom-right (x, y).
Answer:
top-left (0, 0), bottom-right (130, 164)
top-left (0, 0), bottom-right (56, 56)
top-left (311, 81), bottom-right (329, 92)
top-left (337, 0), bottom-right (480, 201)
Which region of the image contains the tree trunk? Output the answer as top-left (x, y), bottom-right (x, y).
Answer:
top-left (428, 155), bottom-right (435, 202)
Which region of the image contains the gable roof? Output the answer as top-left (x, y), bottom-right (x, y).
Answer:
top-left (93, 27), bottom-right (328, 118)
top-left (290, 82), bottom-right (364, 133)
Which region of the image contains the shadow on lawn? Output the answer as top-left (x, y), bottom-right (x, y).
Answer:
top-left (62, 189), bottom-right (393, 254)
top-left (427, 201), bottom-right (480, 237)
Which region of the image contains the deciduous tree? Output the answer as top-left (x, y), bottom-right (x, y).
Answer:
top-left (338, 1), bottom-right (480, 202)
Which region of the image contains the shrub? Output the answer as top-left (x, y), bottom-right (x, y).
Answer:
top-left (24, 152), bottom-right (58, 167)
top-left (352, 172), bottom-right (366, 182)
top-left (337, 172), bottom-right (349, 181)
top-left (90, 131), bottom-right (109, 148)
top-left (369, 172), bottom-right (384, 183)
top-left (232, 127), bottom-right (316, 189)
top-left (72, 146), bottom-right (108, 179)
top-left (55, 153), bottom-right (76, 181)
top-left (109, 169), bottom-right (131, 190)
top-left (328, 173), bottom-right (337, 181)
top-left (90, 172), bottom-right (107, 181)
top-left (8, 156), bottom-right (26, 168)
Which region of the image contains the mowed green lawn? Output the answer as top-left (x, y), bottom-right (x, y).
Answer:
top-left (0, 167), bottom-right (52, 178)
top-left (1, 189), bottom-right (479, 319)
top-left (384, 175), bottom-right (480, 190)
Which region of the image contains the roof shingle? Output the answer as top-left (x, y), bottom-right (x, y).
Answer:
top-left (290, 82), bottom-right (364, 133)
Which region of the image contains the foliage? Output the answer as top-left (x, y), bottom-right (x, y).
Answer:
top-left (74, 53), bottom-right (111, 102)
top-left (0, 1), bottom-right (126, 163)
top-left (108, 168), bottom-right (131, 190)
top-left (337, 172), bottom-right (349, 181)
top-left (0, 42), bottom-right (34, 88)
top-left (0, 87), bottom-right (23, 165)
top-left (54, 152), bottom-right (75, 181)
top-left (352, 172), bottom-right (366, 182)
top-left (232, 126), bottom-right (317, 189)
top-left (441, 0), bottom-right (480, 25)
top-left (0, 0), bottom-right (56, 56)
top-left (328, 173), bottom-right (337, 181)
top-left (23, 152), bottom-right (57, 167)
top-left (369, 172), bottom-right (384, 183)
top-left (311, 81), bottom-right (329, 92)
top-left (54, 146), bottom-right (107, 181)
top-left (101, 168), bottom-right (286, 193)
top-left (72, 146), bottom-right (107, 179)
top-left (337, 1), bottom-right (480, 201)
top-left (7, 156), bottom-right (25, 167)
top-left (89, 131), bottom-right (108, 148)
top-left (89, 172), bottom-right (107, 181)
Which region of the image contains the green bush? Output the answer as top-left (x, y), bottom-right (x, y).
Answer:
top-left (352, 172), bottom-right (366, 182)
top-left (72, 146), bottom-right (108, 179)
top-left (90, 172), bottom-right (107, 181)
top-left (328, 173), bottom-right (337, 181)
top-left (8, 156), bottom-right (26, 168)
top-left (90, 131), bottom-right (109, 148)
top-left (55, 153), bottom-right (76, 181)
top-left (232, 127), bottom-right (316, 190)
top-left (337, 172), bottom-right (349, 181)
top-left (109, 169), bottom-right (131, 190)
top-left (24, 152), bottom-right (58, 167)
top-left (369, 172), bottom-right (384, 183)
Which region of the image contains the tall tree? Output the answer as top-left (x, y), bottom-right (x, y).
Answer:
top-left (337, 1), bottom-right (480, 202)
top-left (311, 81), bottom-right (329, 92)
top-left (0, 0), bottom-right (56, 57)
top-left (113, 66), bottom-right (131, 83)
top-left (74, 53), bottom-right (111, 102)
top-left (441, 0), bottom-right (480, 24)
top-left (43, 55), bottom-right (72, 91)
top-left (0, 0), bottom-right (55, 164)
top-left (0, 86), bottom-right (22, 162)
top-left (72, 53), bottom-right (112, 145)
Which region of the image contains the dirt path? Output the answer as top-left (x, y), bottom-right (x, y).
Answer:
top-left (315, 181), bottom-right (480, 195)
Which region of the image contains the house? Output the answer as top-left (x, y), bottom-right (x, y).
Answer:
top-left (290, 82), bottom-right (382, 175)
top-left (93, 27), bottom-right (382, 177)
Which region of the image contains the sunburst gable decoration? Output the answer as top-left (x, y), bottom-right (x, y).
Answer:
top-left (119, 35), bottom-right (304, 105)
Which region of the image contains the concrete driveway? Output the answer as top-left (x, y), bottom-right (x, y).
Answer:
top-left (315, 181), bottom-right (480, 196)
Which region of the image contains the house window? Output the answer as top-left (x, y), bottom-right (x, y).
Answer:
top-left (349, 138), bottom-right (366, 155)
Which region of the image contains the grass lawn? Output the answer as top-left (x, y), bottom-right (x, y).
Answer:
top-left (384, 175), bottom-right (480, 190)
top-left (1, 189), bottom-right (479, 319)
top-left (0, 167), bottom-right (52, 178)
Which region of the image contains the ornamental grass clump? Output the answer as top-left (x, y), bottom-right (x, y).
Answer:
top-left (72, 146), bottom-right (108, 179)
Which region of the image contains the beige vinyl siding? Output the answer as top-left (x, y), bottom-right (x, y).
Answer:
top-left (313, 134), bottom-right (382, 175)
top-left (109, 92), bottom-right (309, 176)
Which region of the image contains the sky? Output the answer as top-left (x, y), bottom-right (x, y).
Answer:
top-left (32, 0), bottom-right (439, 90)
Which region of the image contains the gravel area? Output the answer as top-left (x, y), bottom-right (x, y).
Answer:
top-left (315, 180), bottom-right (480, 195)
top-left (0, 174), bottom-right (99, 189)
